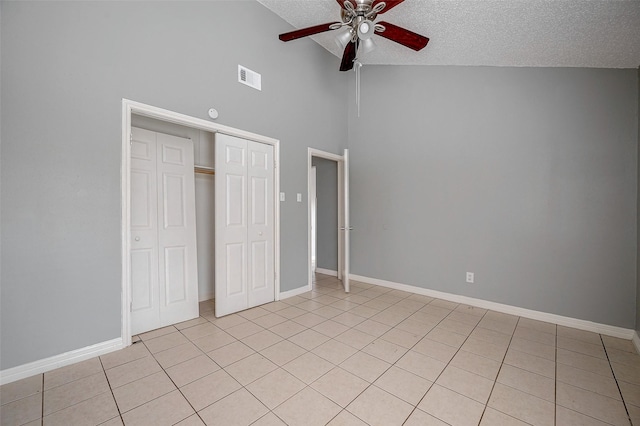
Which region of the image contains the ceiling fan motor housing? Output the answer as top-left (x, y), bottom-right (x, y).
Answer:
top-left (353, 0), bottom-right (375, 13)
top-left (342, 0), bottom-right (380, 22)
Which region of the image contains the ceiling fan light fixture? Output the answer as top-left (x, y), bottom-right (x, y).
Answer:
top-left (357, 20), bottom-right (374, 40)
top-left (335, 28), bottom-right (354, 49)
top-left (359, 37), bottom-right (376, 54)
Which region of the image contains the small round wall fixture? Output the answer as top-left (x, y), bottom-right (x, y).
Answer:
top-left (208, 108), bottom-right (219, 119)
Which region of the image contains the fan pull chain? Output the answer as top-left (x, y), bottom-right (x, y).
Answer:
top-left (354, 60), bottom-right (362, 117)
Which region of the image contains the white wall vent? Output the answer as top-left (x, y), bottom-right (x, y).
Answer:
top-left (238, 65), bottom-right (261, 91)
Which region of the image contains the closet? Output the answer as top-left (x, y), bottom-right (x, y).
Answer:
top-left (129, 117), bottom-right (276, 335)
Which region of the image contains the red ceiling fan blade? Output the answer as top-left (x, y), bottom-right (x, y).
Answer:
top-left (374, 21), bottom-right (429, 51)
top-left (279, 22), bottom-right (341, 42)
top-left (339, 42), bottom-right (357, 71)
top-left (372, 0), bottom-right (405, 14)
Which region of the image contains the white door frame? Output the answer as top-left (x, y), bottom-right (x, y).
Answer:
top-left (121, 99), bottom-right (281, 346)
top-left (310, 166), bottom-right (317, 272)
top-left (307, 148), bottom-right (345, 291)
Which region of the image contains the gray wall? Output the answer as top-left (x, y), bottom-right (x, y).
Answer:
top-left (0, 1), bottom-right (347, 370)
top-left (312, 157), bottom-right (338, 271)
top-left (348, 66), bottom-right (638, 328)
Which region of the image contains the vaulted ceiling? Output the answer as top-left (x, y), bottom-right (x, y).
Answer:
top-left (258, 0), bottom-right (640, 68)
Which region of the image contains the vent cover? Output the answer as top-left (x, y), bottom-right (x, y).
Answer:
top-left (238, 65), bottom-right (262, 91)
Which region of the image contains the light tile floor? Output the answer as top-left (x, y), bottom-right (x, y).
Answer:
top-left (3, 273), bottom-right (640, 425)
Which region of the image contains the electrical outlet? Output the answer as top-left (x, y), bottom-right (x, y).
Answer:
top-left (466, 272), bottom-right (474, 283)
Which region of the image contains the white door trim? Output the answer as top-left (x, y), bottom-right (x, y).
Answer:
top-left (122, 99), bottom-right (281, 347)
top-left (310, 166), bottom-right (317, 273)
top-left (307, 148), bottom-right (345, 292)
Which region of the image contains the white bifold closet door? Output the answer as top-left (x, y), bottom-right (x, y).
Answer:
top-left (215, 133), bottom-right (275, 317)
top-left (130, 127), bottom-right (199, 335)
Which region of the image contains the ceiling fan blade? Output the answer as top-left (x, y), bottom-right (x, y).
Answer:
top-left (279, 22), bottom-right (341, 42)
top-left (339, 42), bottom-right (357, 71)
top-left (372, 0), bottom-right (405, 14)
top-left (374, 21), bottom-right (429, 51)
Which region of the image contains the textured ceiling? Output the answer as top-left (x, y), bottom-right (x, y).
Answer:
top-left (257, 0), bottom-right (640, 68)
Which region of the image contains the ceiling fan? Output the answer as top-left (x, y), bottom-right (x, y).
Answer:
top-left (279, 0), bottom-right (429, 71)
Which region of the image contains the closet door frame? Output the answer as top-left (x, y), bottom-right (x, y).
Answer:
top-left (121, 99), bottom-right (281, 347)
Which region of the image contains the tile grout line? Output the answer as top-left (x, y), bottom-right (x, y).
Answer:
top-left (195, 284), bottom-right (369, 424)
top-left (476, 315), bottom-right (521, 425)
top-left (554, 330), bottom-right (628, 426)
top-left (196, 283), bottom-right (346, 424)
top-left (40, 373), bottom-right (44, 426)
top-left (243, 281), bottom-right (428, 425)
top-left (132, 324), bottom-right (223, 424)
top-left (319, 292), bottom-right (449, 425)
top-left (404, 303), bottom-right (494, 424)
top-left (254, 282), bottom-right (396, 425)
top-left (134, 333), bottom-right (196, 423)
top-left (97, 354), bottom-right (124, 425)
top-left (237, 280), bottom-right (353, 425)
top-left (168, 325), bottom-right (216, 426)
top-left (37, 363), bottom-right (121, 423)
top-left (341, 287), bottom-right (467, 422)
top-left (601, 334), bottom-right (634, 426)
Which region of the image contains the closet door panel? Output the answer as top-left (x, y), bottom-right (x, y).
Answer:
top-left (226, 174), bottom-right (246, 227)
top-left (131, 127), bottom-right (198, 335)
top-left (164, 246), bottom-right (187, 304)
top-left (131, 249), bottom-right (154, 311)
top-left (226, 243), bottom-right (246, 296)
top-left (251, 176), bottom-right (267, 226)
top-left (215, 134), bottom-right (250, 316)
top-left (215, 134), bottom-right (275, 316)
top-left (130, 128), bottom-right (161, 334)
top-left (162, 174), bottom-right (186, 228)
top-left (247, 141), bottom-right (274, 308)
top-left (250, 241), bottom-right (268, 293)
top-left (131, 171), bottom-right (153, 228)
top-left (156, 132), bottom-right (199, 324)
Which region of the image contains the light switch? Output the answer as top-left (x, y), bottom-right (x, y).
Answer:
top-left (280, 192), bottom-right (285, 202)
top-left (297, 193), bottom-right (302, 202)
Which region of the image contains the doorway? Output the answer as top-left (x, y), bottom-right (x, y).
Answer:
top-left (307, 148), bottom-right (350, 293)
top-left (121, 99), bottom-right (281, 346)
top-left (310, 158), bottom-right (339, 277)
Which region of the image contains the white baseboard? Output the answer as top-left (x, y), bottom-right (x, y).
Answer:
top-left (198, 292), bottom-right (215, 302)
top-left (633, 331), bottom-right (640, 354)
top-left (0, 338), bottom-right (124, 386)
top-left (280, 285), bottom-right (310, 300)
top-left (350, 274), bottom-right (635, 340)
top-left (315, 268), bottom-right (338, 277)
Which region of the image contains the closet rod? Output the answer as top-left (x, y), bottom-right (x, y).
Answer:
top-left (194, 166), bottom-right (215, 175)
